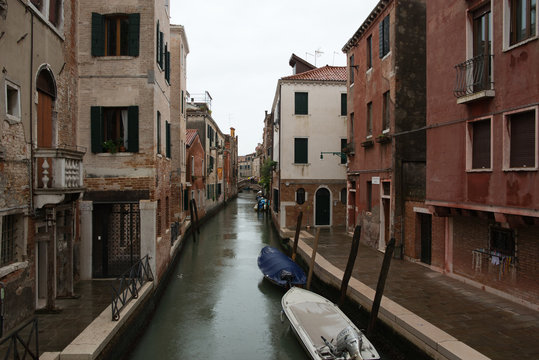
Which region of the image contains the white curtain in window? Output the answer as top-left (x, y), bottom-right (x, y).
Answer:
top-left (121, 110), bottom-right (128, 148)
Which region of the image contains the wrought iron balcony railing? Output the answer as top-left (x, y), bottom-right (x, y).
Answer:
top-left (33, 146), bottom-right (85, 192)
top-left (454, 54), bottom-right (494, 99)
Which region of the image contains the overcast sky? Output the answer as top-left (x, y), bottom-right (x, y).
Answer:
top-left (170, 0), bottom-right (380, 155)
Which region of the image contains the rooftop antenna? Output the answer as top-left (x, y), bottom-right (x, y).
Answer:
top-left (314, 49), bottom-right (324, 66)
top-left (333, 51), bottom-right (340, 65)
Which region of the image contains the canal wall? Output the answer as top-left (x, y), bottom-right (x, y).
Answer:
top-left (279, 228), bottom-right (490, 360)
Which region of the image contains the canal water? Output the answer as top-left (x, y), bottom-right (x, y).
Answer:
top-left (129, 191), bottom-right (307, 359)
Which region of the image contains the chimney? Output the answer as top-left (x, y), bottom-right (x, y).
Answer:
top-left (230, 127), bottom-right (235, 137)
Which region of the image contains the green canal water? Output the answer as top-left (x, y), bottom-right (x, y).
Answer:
top-left (128, 192), bottom-right (307, 359)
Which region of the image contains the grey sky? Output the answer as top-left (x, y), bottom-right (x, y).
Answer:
top-left (171, 0), bottom-right (380, 155)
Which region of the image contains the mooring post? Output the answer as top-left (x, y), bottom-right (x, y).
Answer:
top-left (291, 211), bottom-right (303, 261)
top-left (189, 199), bottom-right (196, 242)
top-left (367, 237), bottom-right (396, 337)
top-left (306, 228), bottom-right (320, 290)
top-left (338, 225), bottom-right (361, 307)
top-left (192, 198), bottom-right (200, 234)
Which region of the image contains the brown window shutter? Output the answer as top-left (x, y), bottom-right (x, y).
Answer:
top-left (510, 111), bottom-right (535, 168)
top-left (472, 120), bottom-right (491, 169)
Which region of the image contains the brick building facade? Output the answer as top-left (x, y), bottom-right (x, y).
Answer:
top-left (342, 0), bottom-right (426, 256)
top-left (426, 0), bottom-right (539, 306)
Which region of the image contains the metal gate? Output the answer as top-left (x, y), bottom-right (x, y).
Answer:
top-left (107, 203), bottom-right (141, 276)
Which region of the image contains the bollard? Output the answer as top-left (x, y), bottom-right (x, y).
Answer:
top-left (189, 199), bottom-right (196, 242)
top-left (306, 228), bottom-right (320, 290)
top-left (367, 237), bottom-right (396, 337)
top-left (338, 225), bottom-right (361, 307)
top-left (291, 212), bottom-right (303, 261)
top-left (192, 199), bottom-right (200, 234)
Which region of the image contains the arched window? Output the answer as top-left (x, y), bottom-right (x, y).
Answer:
top-left (340, 188), bottom-right (347, 204)
top-left (296, 188), bottom-right (305, 205)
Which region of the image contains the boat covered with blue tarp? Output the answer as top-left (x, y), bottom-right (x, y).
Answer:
top-left (257, 246), bottom-right (306, 288)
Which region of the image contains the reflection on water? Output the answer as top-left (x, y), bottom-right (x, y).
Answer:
top-left (129, 192), bottom-right (307, 360)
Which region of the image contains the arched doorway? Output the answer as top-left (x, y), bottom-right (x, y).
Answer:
top-left (315, 187), bottom-right (331, 226)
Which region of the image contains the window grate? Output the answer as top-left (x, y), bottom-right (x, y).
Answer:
top-left (1, 215), bottom-right (15, 266)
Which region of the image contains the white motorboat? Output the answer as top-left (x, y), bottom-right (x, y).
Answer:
top-left (282, 287), bottom-right (380, 360)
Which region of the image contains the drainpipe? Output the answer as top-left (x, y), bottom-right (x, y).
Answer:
top-left (29, 9), bottom-right (34, 213)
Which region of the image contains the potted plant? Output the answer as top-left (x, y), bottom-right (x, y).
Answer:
top-left (375, 133), bottom-right (392, 144)
top-left (103, 139), bottom-right (119, 154)
top-left (118, 138), bottom-right (126, 152)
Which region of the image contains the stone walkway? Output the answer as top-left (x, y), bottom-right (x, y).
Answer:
top-left (296, 227), bottom-right (539, 360)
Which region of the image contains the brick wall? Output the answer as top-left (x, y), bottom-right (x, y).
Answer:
top-left (280, 182), bottom-right (347, 228)
top-left (452, 216), bottom-right (538, 305)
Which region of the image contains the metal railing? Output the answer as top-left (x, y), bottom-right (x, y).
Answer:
top-left (454, 54), bottom-right (494, 98)
top-left (0, 318), bottom-right (39, 360)
top-left (111, 255), bottom-right (153, 321)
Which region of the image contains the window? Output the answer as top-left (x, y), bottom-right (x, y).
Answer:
top-left (507, 109), bottom-right (536, 168)
top-left (489, 227), bottom-right (515, 256)
top-left (166, 121), bottom-right (171, 158)
top-left (91, 106), bottom-right (139, 153)
top-left (366, 35), bottom-right (372, 69)
top-left (30, 0), bottom-right (62, 28)
top-left (191, 156), bottom-right (195, 176)
top-left (1, 215), bottom-right (15, 266)
top-left (157, 111), bottom-right (162, 155)
top-left (5, 81), bottom-right (21, 121)
top-left (340, 139), bottom-right (347, 164)
top-left (367, 102), bottom-right (373, 137)
top-left (294, 138), bottom-right (308, 164)
top-left (510, 0), bottom-right (537, 45)
top-left (349, 54), bottom-right (355, 84)
top-left (469, 119), bottom-right (491, 169)
top-left (341, 93), bottom-right (347, 116)
top-left (91, 13), bottom-right (140, 57)
top-left (296, 188), bottom-right (305, 205)
top-left (379, 15), bottom-right (390, 58)
top-left (295, 92), bottom-right (308, 115)
top-left (382, 91), bottom-right (390, 131)
top-left (340, 188), bottom-right (347, 204)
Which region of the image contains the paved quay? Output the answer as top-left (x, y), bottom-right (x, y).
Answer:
top-left (290, 226), bottom-right (539, 360)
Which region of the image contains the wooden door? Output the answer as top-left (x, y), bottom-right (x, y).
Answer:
top-left (420, 213), bottom-right (432, 265)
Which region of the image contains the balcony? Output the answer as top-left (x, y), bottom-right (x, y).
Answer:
top-left (33, 146), bottom-right (85, 209)
top-left (454, 54), bottom-right (494, 104)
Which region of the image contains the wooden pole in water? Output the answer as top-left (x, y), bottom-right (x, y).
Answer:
top-left (189, 199), bottom-right (196, 242)
top-left (192, 199), bottom-right (200, 234)
top-left (306, 228), bottom-right (320, 290)
top-left (338, 225), bottom-right (361, 307)
top-left (291, 211), bottom-right (303, 261)
top-left (367, 237), bottom-right (396, 337)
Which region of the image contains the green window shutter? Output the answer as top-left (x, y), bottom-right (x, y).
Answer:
top-left (156, 21), bottom-right (160, 63)
top-left (91, 106), bottom-right (103, 153)
top-left (379, 20), bottom-right (384, 58)
top-left (166, 121), bottom-right (171, 158)
top-left (91, 13), bottom-right (105, 57)
top-left (127, 106), bottom-right (139, 152)
top-left (294, 92), bottom-right (308, 115)
top-left (159, 32), bottom-right (164, 68)
top-left (127, 13), bottom-right (140, 57)
top-left (166, 50), bottom-right (171, 83)
top-left (181, 90), bottom-right (184, 113)
top-left (341, 93), bottom-right (347, 116)
top-left (294, 138), bottom-right (308, 164)
top-left (157, 112), bottom-right (161, 154)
